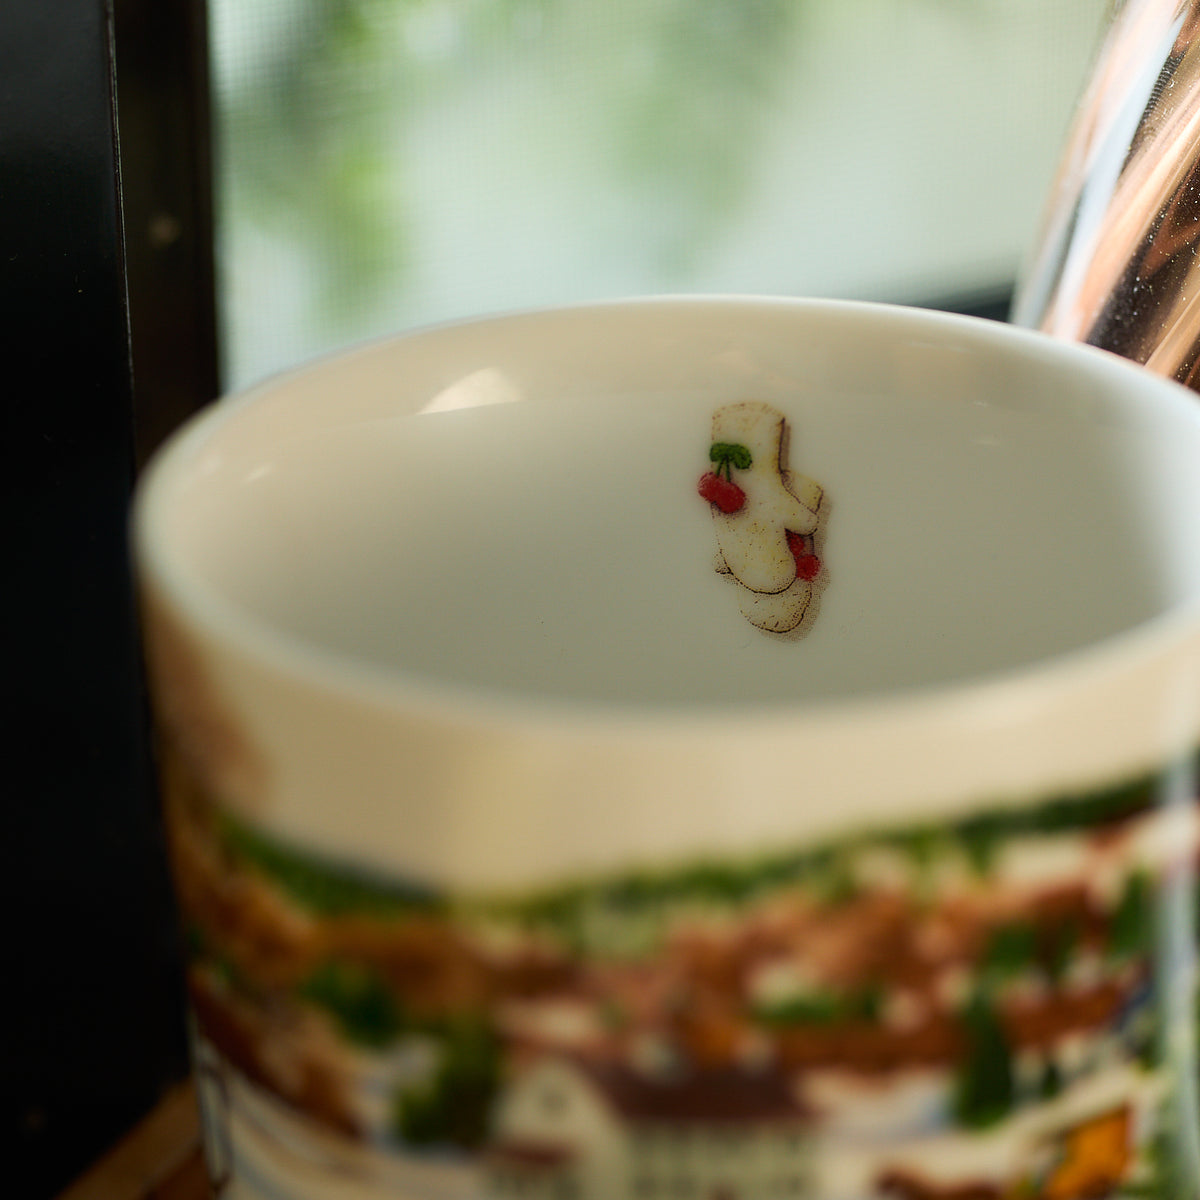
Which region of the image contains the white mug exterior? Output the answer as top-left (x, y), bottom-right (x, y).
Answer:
top-left (134, 298), bottom-right (1200, 1200)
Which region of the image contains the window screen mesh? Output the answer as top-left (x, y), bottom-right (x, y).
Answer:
top-left (209, 0), bottom-right (1110, 389)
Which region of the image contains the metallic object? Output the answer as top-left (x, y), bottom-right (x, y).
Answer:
top-left (1012, 0), bottom-right (1200, 391)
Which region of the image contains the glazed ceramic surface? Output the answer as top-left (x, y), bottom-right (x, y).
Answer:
top-left (134, 298), bottom-right (1200, 1199)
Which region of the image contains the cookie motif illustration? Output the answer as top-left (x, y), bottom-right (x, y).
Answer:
top-left (698, 401), bottom-right (824, 633)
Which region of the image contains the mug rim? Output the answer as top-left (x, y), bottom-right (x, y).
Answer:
top-left (133, 294), bottom-right (1200, 740)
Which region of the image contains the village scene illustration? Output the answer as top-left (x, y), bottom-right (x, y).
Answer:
top-left (163, 740), bottom-right (1200, 1200)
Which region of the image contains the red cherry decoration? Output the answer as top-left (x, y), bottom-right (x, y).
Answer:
top-left (786, 529), bottom-right (822, 580)
top-left (698, 472), bottom-right (746, 514)
top-left (795, 554), bottom-right (821, 581)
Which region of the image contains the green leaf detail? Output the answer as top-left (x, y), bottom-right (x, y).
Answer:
top-left (709, 441), bottom-right (752, 479)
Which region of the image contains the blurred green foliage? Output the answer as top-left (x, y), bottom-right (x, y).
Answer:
top-left (392, 1015), bottom-right (502, 1148)
top-left (218, 809), bottom-right (443, 917)
top-left (300, 959), bottom-right (406, 1046)
top-left (953, 989), bottom-right (1015, 1129)
top-left (212, 0), bottom-right (800, 341)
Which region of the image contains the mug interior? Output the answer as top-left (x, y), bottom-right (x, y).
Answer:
top-left (143, 299), bottom-right (1200, 710)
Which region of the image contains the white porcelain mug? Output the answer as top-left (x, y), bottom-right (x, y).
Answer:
top-left (133, 298), bottom-right (1200, 1200)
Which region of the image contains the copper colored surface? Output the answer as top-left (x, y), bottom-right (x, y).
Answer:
top-left (55, 1082), bottom-right (208, 1200)
top-left (1014, 0), bottom-right (1200, 391)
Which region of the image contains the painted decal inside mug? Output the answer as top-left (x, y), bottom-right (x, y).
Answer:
top-left (163, 735), bottom-right (1200, 1200)
top-left (697, 402), bottom-right (825, 635)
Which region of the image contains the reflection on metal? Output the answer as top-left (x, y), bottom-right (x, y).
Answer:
top-left (1013, 0), bottom-right (1200, 392)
